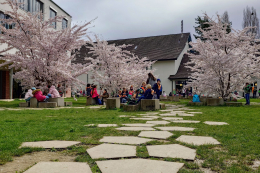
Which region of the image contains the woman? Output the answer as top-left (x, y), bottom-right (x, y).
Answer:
top-left (48, 85), bottom-right (61, 98)
top-left (101, 89), bottom-right (109, 104)
top-left (91, 85), bottom-right (102, 105)
top-left (146, 73), bottom-right (156, 86)
top-left (129, 85), bottom-right (134, 96)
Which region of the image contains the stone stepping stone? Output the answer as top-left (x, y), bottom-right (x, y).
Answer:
top-left (84, 124), bottom-right (118, 127)
top-left (162, 117), bottom-right (183, 121)
top-left (70, 107), bottom-right (85, 109)
top-left (176, 113), bottom-right (195, 117)
top-left (119, 115), bottom-right (136, 118)
top-left (145, 112), bottom-right (159, 115)
top-left (188, 112), bottom-right (203, 114)
top-left (204, 121), bottom-right (229, 125)
top-left (171, 111), bottom-right (186, 113)
top-left (160, 110), bottom-right (173, 112)
top-left (147, 144), bottom-right (196, 160)
top-left (116, 127), bottom-right (155, 131)
top-left (130, 118), bottom-right (156, 120)
top-left (96, 159), bottom-right (184, 173)
top-left (146, 121), bottom-right (170, 125)
top-left (24, 162), bottom-right (92, 173)
top-left (138, 131), bottom-right (173, 139)
top-left (20, 140), bottom-right (80, 149)
top-left (100, 136), bottom-right (154, 145)
top-left (171, 120), bottom-right (200, 123)
top-left (142, 116), bottom-right (160, 119)
top-left (6, 108), bottom-right (24, 111)
top-left (156, 127), bottom-right (195, 131)
top-left (123, 123), bottom-right (155, 127)
top-left (176, 135), bottom-right (221, 145)
top-left (88, 106), bottom-right (101, 109)
top-left (159, 113), bottom-right (177, 116)
top-left (87, 144), bottom-right (136, 159)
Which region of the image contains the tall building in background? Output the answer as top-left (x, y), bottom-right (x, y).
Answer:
top-left (0, 0), bottom-right (72, 99)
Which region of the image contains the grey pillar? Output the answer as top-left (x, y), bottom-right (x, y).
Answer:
top-left (9, 68), bottom-right (13, 99)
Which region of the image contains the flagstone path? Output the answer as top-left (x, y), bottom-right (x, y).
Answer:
top-left (176, 135), bottom-right (221, 145)
top-left (138, 131), bottom-right (173, 139)
top-left (99, 136), bottom-right (154, 145)
top-left (20, 141), bottom-right (80, 149)
top-left (204, 121), bottom-right (229, 125)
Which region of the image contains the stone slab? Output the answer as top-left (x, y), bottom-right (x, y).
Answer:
top-left (89, 106), bottom-right (101, 109)
top-left (160, 110), bottom-right (173, 112)
top-left (159, 113), bottom-right (177, 116)
top-left (96, 159), bottom-right (184, 173)
top-left (87, 144), bottom-right (136, 159)
top-left (130, 118), bottom-right (156, 120)
top-left (123, 124), bottom-right (155, 127)
top-left (171, 111), bottom-right (186, 113)
top-left (162, 117), bottom-right (183, 121)
top-left (138, 131), bottom-right (173, 139)
top-left (38, 102), bottom-right (57, 108)
top-left (86, 97), bottom-right (96, 106)
top-left (176, 135), bottom-right (221, 145)
top-left (106, 98), bottom-right (120, 109)
top-left (156, 127), bottom-right (195, 131)
top-left (142, 116), bottom-right (160, 119)
top-left (19, 102), bottom-right (29, 107)
top-left (119, 115), bottom-right (136, 118)
top-left (65, 102), bottom-right (73, 106)
top-left (100, 136), bottom-right (154, 145)
top-left (207, 98), bottom-right (224, 106)
top-left (116, 127), bottom-right (155, 131)
top-left (48, 98), bottom-right (64, 107)
top-left (147, 144), bottom-right (196, 160)
top-left (98, 124), bottom-right (118, 127)
top-left (176, 113), bottom-right (195, 117)
top-left (160, 103), bottom-right (166, 109)
top-left (24, 162), bottom-right (92, 173)
top-left (123, 104), bottom-right (140, 112)
top-left (20, 141), bottom-right (80, 149)
top-left (204, 121), bottom-right (229, 125)
top-left (187, 112), bottom-right (203, 114)
top-left (145, 112), bottom-right (159, 115)
top-left (171, 120), bottom-right (200, 123)
top-left (30, 98), bottom-right (38, 108)
top-left (188, 102), bottom-right (204, 106)
top-left (146, 121), bottom-right (170, 125)
top-left (141, 99), bottom-right (160, 111)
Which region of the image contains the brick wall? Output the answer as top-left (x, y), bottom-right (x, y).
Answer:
top-left (0, 70), bottom-right (10, 99)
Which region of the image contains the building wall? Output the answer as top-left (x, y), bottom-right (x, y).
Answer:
top-left (0, 70), bottom-right (10, 99)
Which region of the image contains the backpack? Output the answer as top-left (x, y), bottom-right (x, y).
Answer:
top-left (192, 95), bottom-right (200, 102)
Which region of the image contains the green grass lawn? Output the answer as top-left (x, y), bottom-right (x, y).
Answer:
top-left (0, 97), bottom-right (260, 172)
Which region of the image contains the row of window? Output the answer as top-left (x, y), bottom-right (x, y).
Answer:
top-left (11, 0), bottom-right (68, 29)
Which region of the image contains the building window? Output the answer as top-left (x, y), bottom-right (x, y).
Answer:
top-left (62, 18), bottom-right (68, 29)
top-left (0, 12), bottom-right (14, 31)
top-left (50, 8), bottom-right (57, 29)
top-left (15, 0), bottom-right (43, 13)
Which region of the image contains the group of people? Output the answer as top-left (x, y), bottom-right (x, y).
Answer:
top-left (169, 87), bottom-right (192, 98)
top-left (24, 85), bottom-right (60, 103)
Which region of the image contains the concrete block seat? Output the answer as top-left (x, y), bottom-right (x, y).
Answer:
top-left (48, 97), bottom-right (64, 107)
top-left (120, 103), bottom-right (127, 108)
top-left (106, 98), bottom-right (120, 109)
top-left (30, 98), bottom-right (38, 108)
top-left (65, 102), bottom-right (73, 106)
top-left (167, 96), bottom-right (180, 102)
top-left (86, 97), bottom-right (97, 106)
top-left (141, 99), bottom-right (160, 111)
top-left (207, 98), bottom-right (224, 106)
top-left (38, 102), bottom-right (57, 108)
top-left (160, 103), bottom-right (166, 109)
top-left (225, 102), bottom-right (242, 106)
top-left (159, 96), bottom-right (168, 101)
top-left (187, 102), bottom-right (204, 106)
top-left (19, 102), bottom-right (29, 107)
top-left (123, 104), bottom-right (140, 112)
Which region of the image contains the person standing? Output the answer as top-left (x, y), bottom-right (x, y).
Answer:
top-left (253, 87), bottom-right (257, 98)
top-left (152, 79), bottom-right (162, 99)
top-left (243, 83), bottom-right (251, 105)
top-left (146, 73), bottom-right (156, 86)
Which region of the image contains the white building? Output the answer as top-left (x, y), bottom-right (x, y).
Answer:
top-left (0, 0), bottom-right (72, 99)
top-left (74, 33), bottom-right (193, 94)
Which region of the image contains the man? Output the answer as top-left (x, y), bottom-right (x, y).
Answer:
top-left (153, 79), bottom-right (162, 99)
top-left (243, 83), bottom-right (251, 105)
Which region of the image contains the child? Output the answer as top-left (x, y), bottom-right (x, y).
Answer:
top-left (86, 84), bottom-right (92, 98)
top-left (137, 84), bottom-right (154, 103)
top-left (48, 85), bottom-right (60, 98)
top-left (91, 85), bottom-right (102, 105)
top-left (152, 79), bottom-right (162, 99)
top-left (25, 87), bottom-right (36, 102)
top-left (129, 86), bottom-right (134, 96)
top-left (32, 88), bottom-right (52, 102)
top-left (140, 82), bottom-right (146, 95)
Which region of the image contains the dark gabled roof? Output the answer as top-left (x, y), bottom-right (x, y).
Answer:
top-left (168, 53), bottom-right (193, 80)
top-left (72, 33), bottom-right (191, 64)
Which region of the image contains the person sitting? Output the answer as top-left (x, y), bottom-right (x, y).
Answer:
top-left (192, 93), bottom-right (200, 102)
top-left (86, 84), bottom-right (92, 98)
top-left (129, 85), bottom-right (134, 96)
top-left (140, 82), bottom-right (146, 96)
top-left (25, 87), bottom-right (36, 102)
top-left (152, 79), bottom-right (162, 99)
top-left (117, 90), bottom-right (127, 103)
top-left (121, 88), bottom-right (128, 102)
top-left (48, 85), bottom-right (61, 98)
top-left (101, 89), bottom-right (109, 104)
top-left (91, 85), bottom-right (102, 105)
top-left (133, 89), bottom-right (141, 100)
top-left (137, 84), bottom-right (154, 103)
top-left (32, 88), bottom-right (52, 102)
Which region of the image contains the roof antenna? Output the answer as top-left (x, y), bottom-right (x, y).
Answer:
top-left (181, 20), bottom-right (183, 38)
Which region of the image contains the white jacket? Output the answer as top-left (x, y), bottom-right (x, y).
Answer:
top-left (25, 89), bottom-right (33, 99)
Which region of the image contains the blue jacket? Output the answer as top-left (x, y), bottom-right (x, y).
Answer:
top-left (192, 94), bottom-right (200, 102)
top-left (144, 89), bottom-right (153, 99)
top-left (152, 83), bottom-right (162, 95)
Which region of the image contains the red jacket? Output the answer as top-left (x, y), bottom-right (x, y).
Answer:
top-left (33, 89), bottom-right (46, 102)
top-left (91, 88), bottom-right (99, 98)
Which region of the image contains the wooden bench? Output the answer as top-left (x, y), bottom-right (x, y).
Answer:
top-left (141, 99), bottom-right (160, 111)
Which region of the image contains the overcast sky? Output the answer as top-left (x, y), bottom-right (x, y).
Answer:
top-left (54, 0), bottom-right (260, 41)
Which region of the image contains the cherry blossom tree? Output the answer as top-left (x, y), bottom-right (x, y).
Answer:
top-left (0, 0), bottom-right (92, 89)
top-left (86, 36), bottom-right (155, 95)
top-left (186, 14), bottom-right (260, 98)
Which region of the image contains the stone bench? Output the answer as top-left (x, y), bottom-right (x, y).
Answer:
top-left (179, 95), bottom-right (184, 99)
top-left (86, 97), bottom-right (96, 106)
top-left (160, 103), bottom-right (166, 109)
top-left (141, 99), bottom-right (160, 111)
top-left (19, 102), bottom-right (29, 107)
top-left (225, 102), bottom-right (242, 106)
top-left (30, 98), bottom-right (38, 108)
top-left (120, 103), bottom-right (127, 108)
top-left (160, 96), bottom-right (168, 101)
top-left (65, 102), bottom-right (73, 106)
top-left (167, 96), bottom-right (179, 102)
top-left (106, 98), bottom-right (120, 109)
top-left (188, 96), bottom-right (193, 100)
top-left (187, 102), bottom-right (204, 106)
top-left (123, 104), bottom-right (140, 112)
top-left (38, 102), bottom-right (57, 108)
top-left (48, 98), bottom-right (64, 107)
top-left (207, 98), bottom-right (224, 106)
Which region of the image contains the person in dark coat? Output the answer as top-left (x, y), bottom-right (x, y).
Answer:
top-left (152, 79), bottom-right (162, 99)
